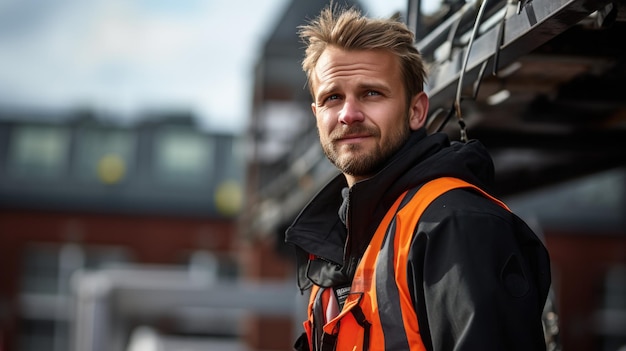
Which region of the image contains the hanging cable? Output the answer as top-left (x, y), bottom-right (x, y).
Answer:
top-left (454, 0), bottom-right (492, 142)
top-left (432, 3), bottom-right (472, 135)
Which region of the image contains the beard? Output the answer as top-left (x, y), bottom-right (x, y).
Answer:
top-left (321, 120), bottom-right (411, 179)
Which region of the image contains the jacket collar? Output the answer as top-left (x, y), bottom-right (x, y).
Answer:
top-left (285, 129), bottom-right (439, 264)
top-left (285, 129), bottom-right (495, 290)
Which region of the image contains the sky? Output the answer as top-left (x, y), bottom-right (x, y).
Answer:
top-left (0, 0), bottom-right (426, 133)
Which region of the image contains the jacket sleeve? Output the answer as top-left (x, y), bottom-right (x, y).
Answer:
top-left (407, 190), bottom-right (550, 351)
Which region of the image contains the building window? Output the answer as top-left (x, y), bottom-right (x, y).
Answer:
top-left (7, 124), bottom-right (70, 179)
top-left (74, 127), bottom-right (135, 184)
top-left (153, 127), bottom-right (213, 186)
top-left (18, 243), bottom-right (132, 351)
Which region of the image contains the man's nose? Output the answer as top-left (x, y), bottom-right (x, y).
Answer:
top-left (338, 97), bottom-right (365, 125)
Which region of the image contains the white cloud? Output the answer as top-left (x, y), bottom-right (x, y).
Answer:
top-left (0, 0), bottom-right (286, 131)
top-left (0, 0), bottom-right (439, 132)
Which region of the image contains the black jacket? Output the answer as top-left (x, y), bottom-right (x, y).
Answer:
top-left (285, 129), bottom-right (551, 351)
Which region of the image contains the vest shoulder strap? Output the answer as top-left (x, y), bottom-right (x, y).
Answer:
top-left (401, 177), bottom-right (510, 215)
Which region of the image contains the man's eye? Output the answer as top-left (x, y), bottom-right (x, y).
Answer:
top-left (325, 94), bottom-right (339, 102)
top-left (366, 91), bottom-right (380, 96)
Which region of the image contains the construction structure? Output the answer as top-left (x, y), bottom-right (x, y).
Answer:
top-left (243, 0), bottom-right (626, 350)
top-left (0, 0), bottom-right (625, 350)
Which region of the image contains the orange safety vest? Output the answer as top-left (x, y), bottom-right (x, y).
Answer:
top-left (302, 177), bottom-right (510, 351)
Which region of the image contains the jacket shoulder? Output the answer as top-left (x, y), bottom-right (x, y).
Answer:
top-left (420, 187), bottom-right (511, 222)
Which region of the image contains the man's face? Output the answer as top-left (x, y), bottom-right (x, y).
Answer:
top-left (310, 46), bottom-right (428, 186)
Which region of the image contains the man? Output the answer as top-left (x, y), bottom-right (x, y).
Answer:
top-left (285, 5), bottom-right (551, 351)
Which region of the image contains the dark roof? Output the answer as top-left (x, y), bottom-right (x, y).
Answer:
top-left (263, 0), bottom-right (364, 57)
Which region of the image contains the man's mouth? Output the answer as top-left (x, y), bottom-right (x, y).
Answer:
top-left (337, 134), bottom-right (369, 142)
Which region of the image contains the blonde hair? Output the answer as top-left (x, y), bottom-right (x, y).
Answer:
top-left (299, 5), bottom-right (426, 101)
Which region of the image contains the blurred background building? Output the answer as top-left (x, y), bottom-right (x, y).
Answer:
top-left (0, 0), bottom-right (625, 351)
top-left (0, 111), bottom-right (247, 350)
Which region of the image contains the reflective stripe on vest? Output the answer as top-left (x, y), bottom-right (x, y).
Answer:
top-left (303, 177), bottom-right (510, 351)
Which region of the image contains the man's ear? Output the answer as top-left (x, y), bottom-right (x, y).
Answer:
top-left (408, 92), bottom-right (429, 131)
top-left (311, 102), bottom-right (317, 116)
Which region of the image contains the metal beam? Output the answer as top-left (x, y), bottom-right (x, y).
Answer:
top-left (69, 267), bottom-right (299, 351)
top-left (419, 0), bottom-right (613, 113)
